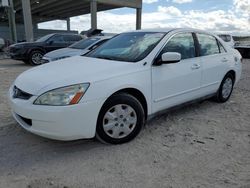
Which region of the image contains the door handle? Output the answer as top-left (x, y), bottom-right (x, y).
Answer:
top-left (191, 64), bottom-right (201, 70)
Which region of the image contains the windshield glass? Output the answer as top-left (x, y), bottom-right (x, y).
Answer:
top-left (87, 32), bottom-right (166, 62)
top-left (36, 34), bottom-right (54, 42)
top-left (70, 38), bottom-right (100, 49)
top-left (218, 35), bottom-right (231, 42)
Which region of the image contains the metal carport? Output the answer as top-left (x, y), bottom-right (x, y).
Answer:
top-left (7, 0), bottom-right (142, 42)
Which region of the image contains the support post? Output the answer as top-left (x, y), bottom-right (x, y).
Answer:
top-left (136, 8), bottom-right (142, 30)
top-left (8, 0), bottom-right (17, 42)
top-left (66, 18), bottom-right (71, 31)
top-left (21, 0), bottom-right (34, 42)
top-left (90, 0), bottom-right (97, 29)
top-left (33, 23), bottom-right (38, 30)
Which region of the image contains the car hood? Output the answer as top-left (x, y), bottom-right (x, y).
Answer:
top-left (14, 56), bottom-right (142, 95)
top-left (10, 42), bottom-right (43, 48)
top-left (44, 48), bottom-right (89, 59)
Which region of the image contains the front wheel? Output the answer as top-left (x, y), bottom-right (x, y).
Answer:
top-left (29, 50), bottom-right (44, 66)
top-left (96, 93), bottom-right (145, 144)
top-left (215, 73), bottom-right (234, 103)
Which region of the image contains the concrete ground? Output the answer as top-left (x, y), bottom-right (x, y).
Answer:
top-left (0, 59), bottom-right (250, 188)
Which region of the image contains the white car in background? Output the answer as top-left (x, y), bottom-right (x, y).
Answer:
top-left (218, 34), bottom-right (235, 48)
top-left (9, 28), bottom-right (242, 144)
top-left (42, 36), bottom-right (113, 63)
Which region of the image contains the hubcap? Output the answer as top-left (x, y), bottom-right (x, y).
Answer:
top-left (103, 104), bottom-right (137, 139)
top-left (31, 52), bottom-right (43, 64)
top-left (222, 78), bottom-right (233, 99)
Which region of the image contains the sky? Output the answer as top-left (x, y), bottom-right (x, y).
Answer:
top-left (39, 0), bottom-right (250, 36)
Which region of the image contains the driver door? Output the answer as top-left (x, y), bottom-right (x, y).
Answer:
top-left (45, 35), bottom-right (67, 53)
top-left (152, 32), bottom-right (202, 113)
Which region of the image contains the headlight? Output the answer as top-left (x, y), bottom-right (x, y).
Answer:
top-left (34, 83), bottom-right (90, 106)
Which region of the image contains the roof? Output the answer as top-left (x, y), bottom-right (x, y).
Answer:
top-left (8, 0), bottom-right (142, 23)
top-left (90, 35), bottom-right (114, 40)
top-left (127, 28), bottom-right (222, 36)
top-left (129, 28), bottom-right (176, 33)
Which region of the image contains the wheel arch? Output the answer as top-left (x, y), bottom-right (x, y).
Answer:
top-left (101, 88), bottom-right (149, 120)
top-left (27, 47), bottom-right (46, 56)
top-left (226, 70), bottom-right (236, 82)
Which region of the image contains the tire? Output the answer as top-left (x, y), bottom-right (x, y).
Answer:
top-left (29, 50), bottom-right (44, 66)
top-left (96, 93), bottom-right (145, 144)
top-left (214, 73), bottom-right (234, 103)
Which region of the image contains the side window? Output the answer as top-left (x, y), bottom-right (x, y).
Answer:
top-left (70, 35), bottom-right (80, 42)
top-left (63, 35), bottom-right (73, 42)
top-left (159, 33), bottom-right (196, 60)
top-left (75, 36), bottom-right (82, 41)
top-left (218, 40), bottom-right (226, 53)
top-left (197, 33), bottom-right (220, 56)
top-left (70, 35), bottom-right (81, 42)
top-left (49, 35), bottom-right (65, 43)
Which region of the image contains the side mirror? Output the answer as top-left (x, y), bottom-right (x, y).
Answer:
top-left (161, 52), bottom-right (181, 64)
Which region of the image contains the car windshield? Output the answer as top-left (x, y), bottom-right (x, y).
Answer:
top-left (87, 32), bottom-right (166, 62)
top-left (70, 38), bottom-right (100, 49)
top-left (36, 34), bottom-right (54, 42)
top-left (218, 35), bottom-right (231, 42)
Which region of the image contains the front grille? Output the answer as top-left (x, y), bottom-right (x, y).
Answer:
top-left (9, 47), bottom-right (18, 53)
top-left (13, 86), bottom-right (32, 100)
top-left (18, 114), bottom-right (32, 126)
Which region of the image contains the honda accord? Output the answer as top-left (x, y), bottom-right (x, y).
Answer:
top-left (9, 28), bottom-right (242, 144)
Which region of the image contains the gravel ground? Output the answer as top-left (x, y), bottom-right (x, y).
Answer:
top-left (0, 59), bottom-right (250, 188)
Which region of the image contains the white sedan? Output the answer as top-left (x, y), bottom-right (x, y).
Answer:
top-left (9, 28), bottom-right (242, 144)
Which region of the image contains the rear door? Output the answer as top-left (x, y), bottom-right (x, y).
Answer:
top-left (195, 33), bottom-right (230, 95)
top-left (152, 32), bottom-right (202, 113)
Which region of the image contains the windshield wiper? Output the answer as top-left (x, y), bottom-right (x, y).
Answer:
top-left (96, 55), bottom-right (116, 60)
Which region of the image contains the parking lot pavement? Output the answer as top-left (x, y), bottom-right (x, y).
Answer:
top-left (0, 59), bottom-right (250, 188)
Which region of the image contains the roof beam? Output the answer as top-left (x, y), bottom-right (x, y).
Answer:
top-left (96, 0), bottom-right (142, 8)
top-left (32, 0), bottom-right (77, 14)
top-left (36, 1), bottom-right (91, 16)
top-left (11, 0), bottom-right (142, 24)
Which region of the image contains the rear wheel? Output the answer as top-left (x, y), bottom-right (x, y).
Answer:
top-left (96, 93), bottom-right (145, 144)
top-left (214, 73), bottom-right (234, 103)
top-left (29, 50), bottom-right (44, 65)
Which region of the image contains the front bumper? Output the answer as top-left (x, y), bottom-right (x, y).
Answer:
top-left (9, 87), bottom-right (102, 141)
top-left (10, 53), bottom-right (26, 60)
top-left (41, 57), bottom-right (51, 64)
top-left (9, 47), bottom-right (27, 60)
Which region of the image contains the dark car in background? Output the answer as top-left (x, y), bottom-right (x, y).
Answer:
top-left (42, 36), bottom-right (113, 63)
top-left (9, 33), bottom-right (83, 65)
